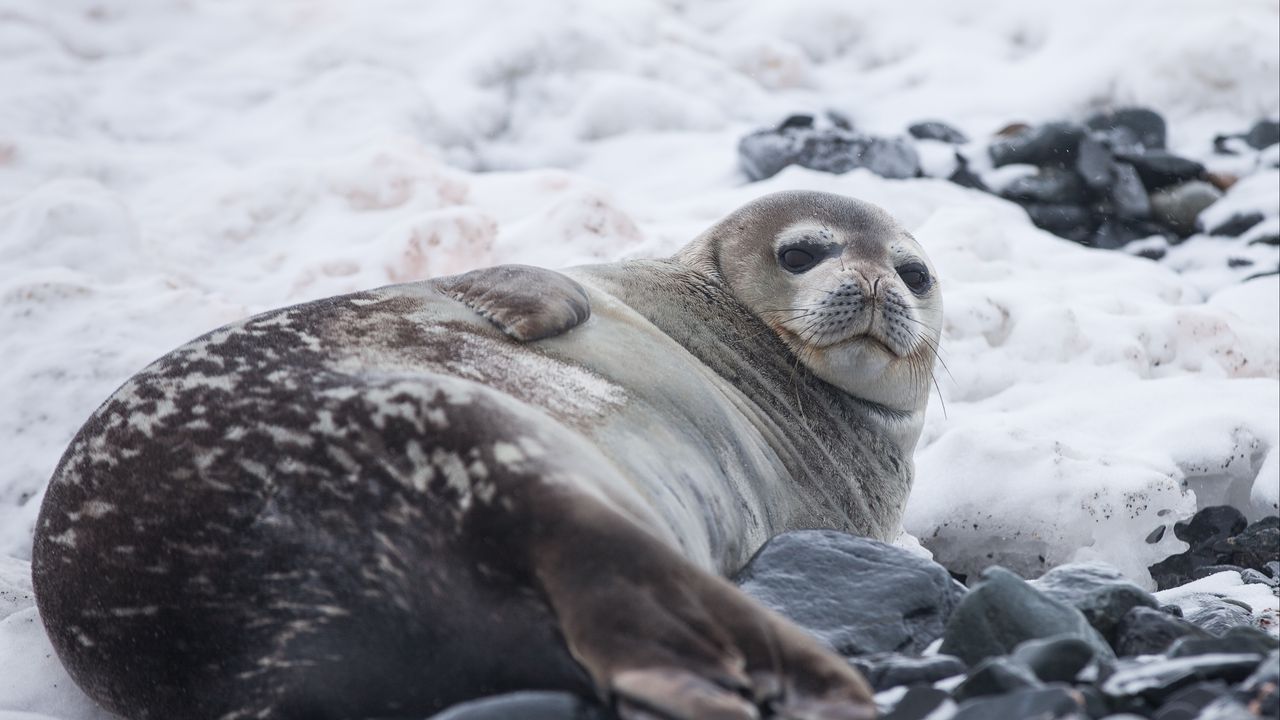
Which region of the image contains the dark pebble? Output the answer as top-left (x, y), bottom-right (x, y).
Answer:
top-left (1245, 118), bottom-right (1280, 150)
top-left (1115, 150), bottom-right (1206, 192)
top-left (953, 687), bottom-right (1088, 720)
top-left (1023, 203), bottom-right (1095, 242)
top-left (1010, 636), bottom-right (1097, 683)
top-left (427, 691), bottom-right (610, 720)
top-left (735, 530), bottom-right (965, 656)
top-left (1208, 211), bottom-right (1265, 237)
top-left (737, 125), bottom-right (921, 181)
top-left (948, 154), bottom-right (989, 191)
top-left (882, 686), bottom-right (955, 720)
top-left (1152, 681), bottom-right (1230, 720)
top-left (1168, 626), bottom-right (1277, 658)
top-left (1077, 136), bottom-right (1116, 192)
top-left (1087, 108), bottom-right (1168, 151)
top-left (1031, 562), bottom-right (1158, 644)
top-left (951, 656), bottom-right (1043, 702)
top-left (1000, 166), bottom-right (1089, 204)
top-left (939, 567), bottom-right (1114, 666)
top-left (1100, 653), bottom-right (1265, 705)
top-left (1250, 233), bottom-right (1280, 246)
top-left (848, 653), bottom-right (965, 692)
top-left (778, 113), bottom-right (815, 131)
top-left (989, 122), bottom-right (1088, 168)
top-left (909, 120), bottom-right (968, 144)
top-left (1112, 606), bottom-right (1210, 657)
top-left (1089, 217), bottom-right (1167, 250)
top-left (1109, 162), bottom-right (1153, 219)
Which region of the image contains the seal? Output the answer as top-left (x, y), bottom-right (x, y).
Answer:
top-left (32, 190), bottom-right (942, 720)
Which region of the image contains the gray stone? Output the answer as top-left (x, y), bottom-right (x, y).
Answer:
top-left (953, 688), bottom-right (1088, 720)
top-left (951, 656), bottom-right (1042, 702)
top-left (736, 530), bottom-right (965, 656)
top-left (990, 122), bottom-right (1088, 168)
top-left (1168, 626), bottom-right (1277, 658)
top-left (1117, 150), bottom-right (1206, 192)
top-left (939, 566), bottom-right (1115, 666)
top-left (909, 120), bottom-right (968, 144)
top-left (1101, 654), bottom-right (1265, 705)
top-left (1077, 136), bottom-right (1116, 191)
top-left (1000, 167), bottom-right (1089, 204)
top-left (848, 653), bottom-right (965, 692)
top-left (1087, 108), bottom-right (1168, 150)
top-left (882, 687), bottom-right (955, 720)
top-left (1245, 118), bottom-right (1280, 150)
top-left (1109, 162), bottom-right (1152, 219)
top-left (1023, 203), bottom-right (1095, 242)
top-left (1150, 181), bottom-right (1221, 237)
top-left (1208, 211), bottom-right (1265, 237)
top-left (1113, 606), bottom-right (1211, 657)
top-left (1031, 562), bottom-right (1159, 643)
top-left (1183, 600), bottom-right (1253, 636)
top-left (738, 124), bottom-right (921, 181)
top-left (1011, 635), bottom-right (1097, 683)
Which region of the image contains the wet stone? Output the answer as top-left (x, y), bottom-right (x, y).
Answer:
top-left (1100, 654), bottom-right (1265, 705)
top-left (1109, 162), bottom-right (1152, 219)
top-left (1151, 681), bottom-right (1230, 720)
top-left (939, 567), bottom-right (1114, 666)
top-left (1150, 507), bottom-right (1250, 590)
top-left (881, 686), bottom-right (955, 720)
top-left (1077, 135), bottom-right (1116, 191)
top-left (908, 120), bottom-right (968, 144)
top-left (989, 122), bottom-right (1088, 168)
top-left (1116, 150), bottom-right (1206, 192)
top-left (1031, 562), bottom-right (1158, 644)
top-left (1023, 203), bottom-right (1095, 242)
top-left (1150, 181), bottom-right (1221, 237)
top-left (1011, 635), bottom-right (1097, 683)
top-left (1167, 627), bottom-right (1277, 658)
top-left (1113, 606), bottom-right (1211, 658)
top-left (736, 530), bottom-right (965, 656)
top-left (738, 122), bottom-right (921, 181)
top-left (1245, 118), bottom-right (1280, 149)
top-left (1216, 516), bottom-right (1280, 573)
top-left (1183, 598), bottom-right (1254, 636)
top-left (999, 166), bottom-right (1089, 204)
top-left (849, 653), bottom-right (966, 692)
top-left (1208, 211), bottom-right (1265, 237)
top-left (951, 656), bottom-right (1043, 702)
top-left (952, 687), bottom-right (1088, 720)
top-left (1087, 107), bottom-right (1168, 150)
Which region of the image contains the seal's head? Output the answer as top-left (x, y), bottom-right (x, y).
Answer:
top-left (677, 190), bottom-right (942, 440)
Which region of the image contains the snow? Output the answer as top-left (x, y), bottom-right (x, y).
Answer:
top-left (0, 0), bottom-right (1278, 716)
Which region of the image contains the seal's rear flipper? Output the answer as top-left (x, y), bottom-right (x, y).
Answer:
top-left (435, 264), bottom-right (591, 342)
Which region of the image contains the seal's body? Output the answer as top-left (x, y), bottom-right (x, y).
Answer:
top-left (33, 191), bottom-right (941, 720)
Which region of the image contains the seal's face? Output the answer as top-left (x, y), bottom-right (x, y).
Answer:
top-left (682, 191), bottom-right (942, 422)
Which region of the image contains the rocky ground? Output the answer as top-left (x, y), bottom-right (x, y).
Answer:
top-left (429, 507), bottom-right (1279, 720)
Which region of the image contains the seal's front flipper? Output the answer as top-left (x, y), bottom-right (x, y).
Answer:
top-left (435, 264), bottom-right (591, 343)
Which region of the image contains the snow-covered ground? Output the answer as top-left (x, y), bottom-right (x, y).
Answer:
top-left (1, 0), bottom-right (1277, 716)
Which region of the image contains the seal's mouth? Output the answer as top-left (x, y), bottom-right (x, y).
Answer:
top-left (840, 333), bottom-right (901, 357)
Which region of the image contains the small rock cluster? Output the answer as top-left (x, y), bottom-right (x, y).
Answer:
top-left (738, 110), bottom-right (1280, 262)
top-left (428, 518), bottom-right (1278, 719)
top-left (1148, 507), bottom-right (1280, 591)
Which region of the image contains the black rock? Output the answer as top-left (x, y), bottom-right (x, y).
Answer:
top-left (1087, 108), bottom-right (1168, 150)
top-left (1208, 211), bottom-right (1265, 237)
top-left (778, 113), bottom-right (815, 131)
top-left (1077, 136), bottom-right (1116, 192)
top-left (1089, 218), bottom-right (1167, 250)
top-left (1011, 636), bottom-right (1097, 683)
top-left (1152, 681), bottom-right (1230, 720)
top-left (951, 656), bottom-right (1043, 702)
top-left (1227, 257), bottom-right (1254, 269)
top-left (1216, 516), bottom-right (1280, 573)
top-left (1192, 564), bottom-right (1247, 581)
top-left (1023, 203), bottom-right (1096, 242)
top-left (1168, 626), bottom-right (1278, 658)
top-left (939, 566), bottom-right (1114, 666)
top-left (1031, 562), bottom-right (1159, 644)
top-left (1109, 162), bottom-right (1152, 219)
top-left (1074, 685), bottom-right (1110, 718)
top-left (427, 692), bottom-right (610, 720)
top-left (1245, 118), bottom-right (1280, 150)
top-left (1115, 150), bottom-right (1205, 192)
top-left (1183, 599), bottom-right (1254, 636)
top-left (948, 154), bottom-right (989, 191)
top-left (1150, 506), bottom-right (1250, 590)
top-left (1151, 180), bottom-right (1223, 236)
top-left (848, 653), bottom-right (966, 692)
top-left (1100, 654), bottom-right (1265, 705)
top-left (1113, 606), bottom-right (1211, 657)
top-left (1250, 233), bottom-right (1280, 247)
top-left (882, 686), bottom-right (955, 720)
top-left (990, 122), bottom-right (1088, 168)
top-left (737, 124), bottom-right (921, 181)
top-left (952, 687), bottom-right (1088, 720)
top-left (1000, 167), bottom-right (1089, 204)
top-left (735, 530), bottom-right (965, 656)
top-left (909, 120), bottom-right (969, 144)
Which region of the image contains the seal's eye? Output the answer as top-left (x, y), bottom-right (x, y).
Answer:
top-left (779, 248), bottom-right (817, 272)
top-left (897, 262), bottom-right (931, 293)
